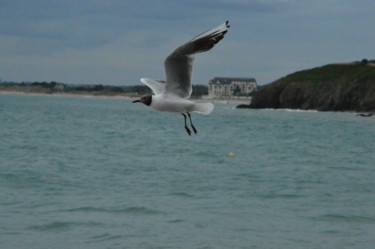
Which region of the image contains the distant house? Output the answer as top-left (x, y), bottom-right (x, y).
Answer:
top-left (208, 77), bottom-right (257, 98)
top-left (53, 83), bottom-right (66, 91)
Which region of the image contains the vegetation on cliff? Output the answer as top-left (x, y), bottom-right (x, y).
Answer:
top-left (249, 60), bottom-right (375, 112)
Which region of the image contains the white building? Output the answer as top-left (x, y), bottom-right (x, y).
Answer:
top-left (208, 77), bottom-right (257, 98)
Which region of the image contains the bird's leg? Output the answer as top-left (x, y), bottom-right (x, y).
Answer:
top-left (181, 113), bottom-right (191, 135)
top-left (187, 112), bottom-right (197, 134)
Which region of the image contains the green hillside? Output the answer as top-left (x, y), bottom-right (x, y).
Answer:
top-left (250, 61), bottom-right (375, 112)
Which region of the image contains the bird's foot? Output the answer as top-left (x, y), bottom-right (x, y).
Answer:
top-left (185, 126), bottom-right (191, 136)
top-left (191, 125), bottom-right (197, 135)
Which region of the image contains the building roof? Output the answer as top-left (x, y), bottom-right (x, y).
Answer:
top-left (209, 77), bottom-right (257, 85)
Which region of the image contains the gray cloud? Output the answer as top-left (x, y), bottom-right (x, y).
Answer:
top-left (1, 0), bottom-right (374, 85)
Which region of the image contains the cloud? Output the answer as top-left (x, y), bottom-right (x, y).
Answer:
top-left (190, 0), bottom-right (293, 12)
top-left (1, 0), bottom-right (374, 85)
top-left (1, 1), bottom-right (126, 49)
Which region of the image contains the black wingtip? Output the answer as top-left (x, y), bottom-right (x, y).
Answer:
top-left (226, 20), bottom-right (230, 28)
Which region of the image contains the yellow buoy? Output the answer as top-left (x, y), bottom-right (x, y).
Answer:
top-left (229, 152), bottom-right (235, 157)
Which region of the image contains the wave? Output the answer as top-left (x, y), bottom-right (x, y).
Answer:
top-left (167, 219), bottom-right (185, 223)
top-left (64, 206), bottom-right (162, 215)
top-left (257, 193), bottom-right (301, 199)
top-left (263, 108), bottom-right (319, 113)
top-left (88, 233), bottom-right (123, 243)
top-left (316, 214), bottom-right (375, 224)
top-left (168, 192), bottom-right (195, 198)
top-left (27, 221), bottom-right (102, 232)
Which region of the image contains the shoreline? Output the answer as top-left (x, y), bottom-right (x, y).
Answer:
top-left (0, 91), bottom-right (250, 105)
top-left (2, 91), bottom-right (373, 115)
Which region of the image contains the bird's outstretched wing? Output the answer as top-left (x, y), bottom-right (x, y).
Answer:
top-left (140, 78), bottom-right (166, 95)
top-left (164, 21), bottom-right (230, 98)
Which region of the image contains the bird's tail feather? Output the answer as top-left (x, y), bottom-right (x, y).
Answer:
top-left (193, 102), bottom-right (214, 114)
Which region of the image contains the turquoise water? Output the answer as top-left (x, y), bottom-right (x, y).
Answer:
top-left (1, 93), bottom-right (374, 249)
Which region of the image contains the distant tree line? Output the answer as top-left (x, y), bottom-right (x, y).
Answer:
top-left (0, 81), bottom-right (209, 97)
top-left (191, 85), bottom-right (208, 97)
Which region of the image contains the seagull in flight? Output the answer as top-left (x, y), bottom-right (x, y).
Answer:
top-left (133, 21), bottom-right (230, 135)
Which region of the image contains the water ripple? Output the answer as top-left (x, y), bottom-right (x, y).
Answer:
top-left (1, 95), bottom-right (374, 249)
top-left (64, 206), bottom-right (163, 215)
top-left (27, 221), bottom-right (102, 232)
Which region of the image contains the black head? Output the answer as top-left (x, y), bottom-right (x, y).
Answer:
top-left (132, 94), bottom-right (152, 106)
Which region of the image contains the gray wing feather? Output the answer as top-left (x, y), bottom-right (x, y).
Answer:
top-left (164, 21), bottom-right (230, 98)
top-left (140, 78), bottom-right (166, 95)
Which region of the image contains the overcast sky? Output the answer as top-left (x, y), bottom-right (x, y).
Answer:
top-left (1, 0), bottom-right (374, 86)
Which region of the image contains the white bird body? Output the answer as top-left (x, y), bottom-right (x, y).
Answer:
top-left (133, 21), bottom-right (230, 135)
top-left (151, 94), bottom-right (214, 114)
top-left (151, 94), bottom-right (196, 113)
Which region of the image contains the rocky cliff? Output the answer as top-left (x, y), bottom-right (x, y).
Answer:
top-left (249, 62), bottom-right (375, 112)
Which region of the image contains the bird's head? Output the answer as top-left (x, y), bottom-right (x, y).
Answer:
top-left (132, 94), bottom-right (152, 106)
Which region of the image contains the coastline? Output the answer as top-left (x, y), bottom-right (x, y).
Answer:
top-left (249, 63), bottom-right (375, 113)
top-left (2, 91), bottom-right (373, 116)
top-left (0, 90), bottom-right (250, 105)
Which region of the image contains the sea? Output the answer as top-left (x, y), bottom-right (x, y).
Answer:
top-left (1, 93), bottom-right (374, 249)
